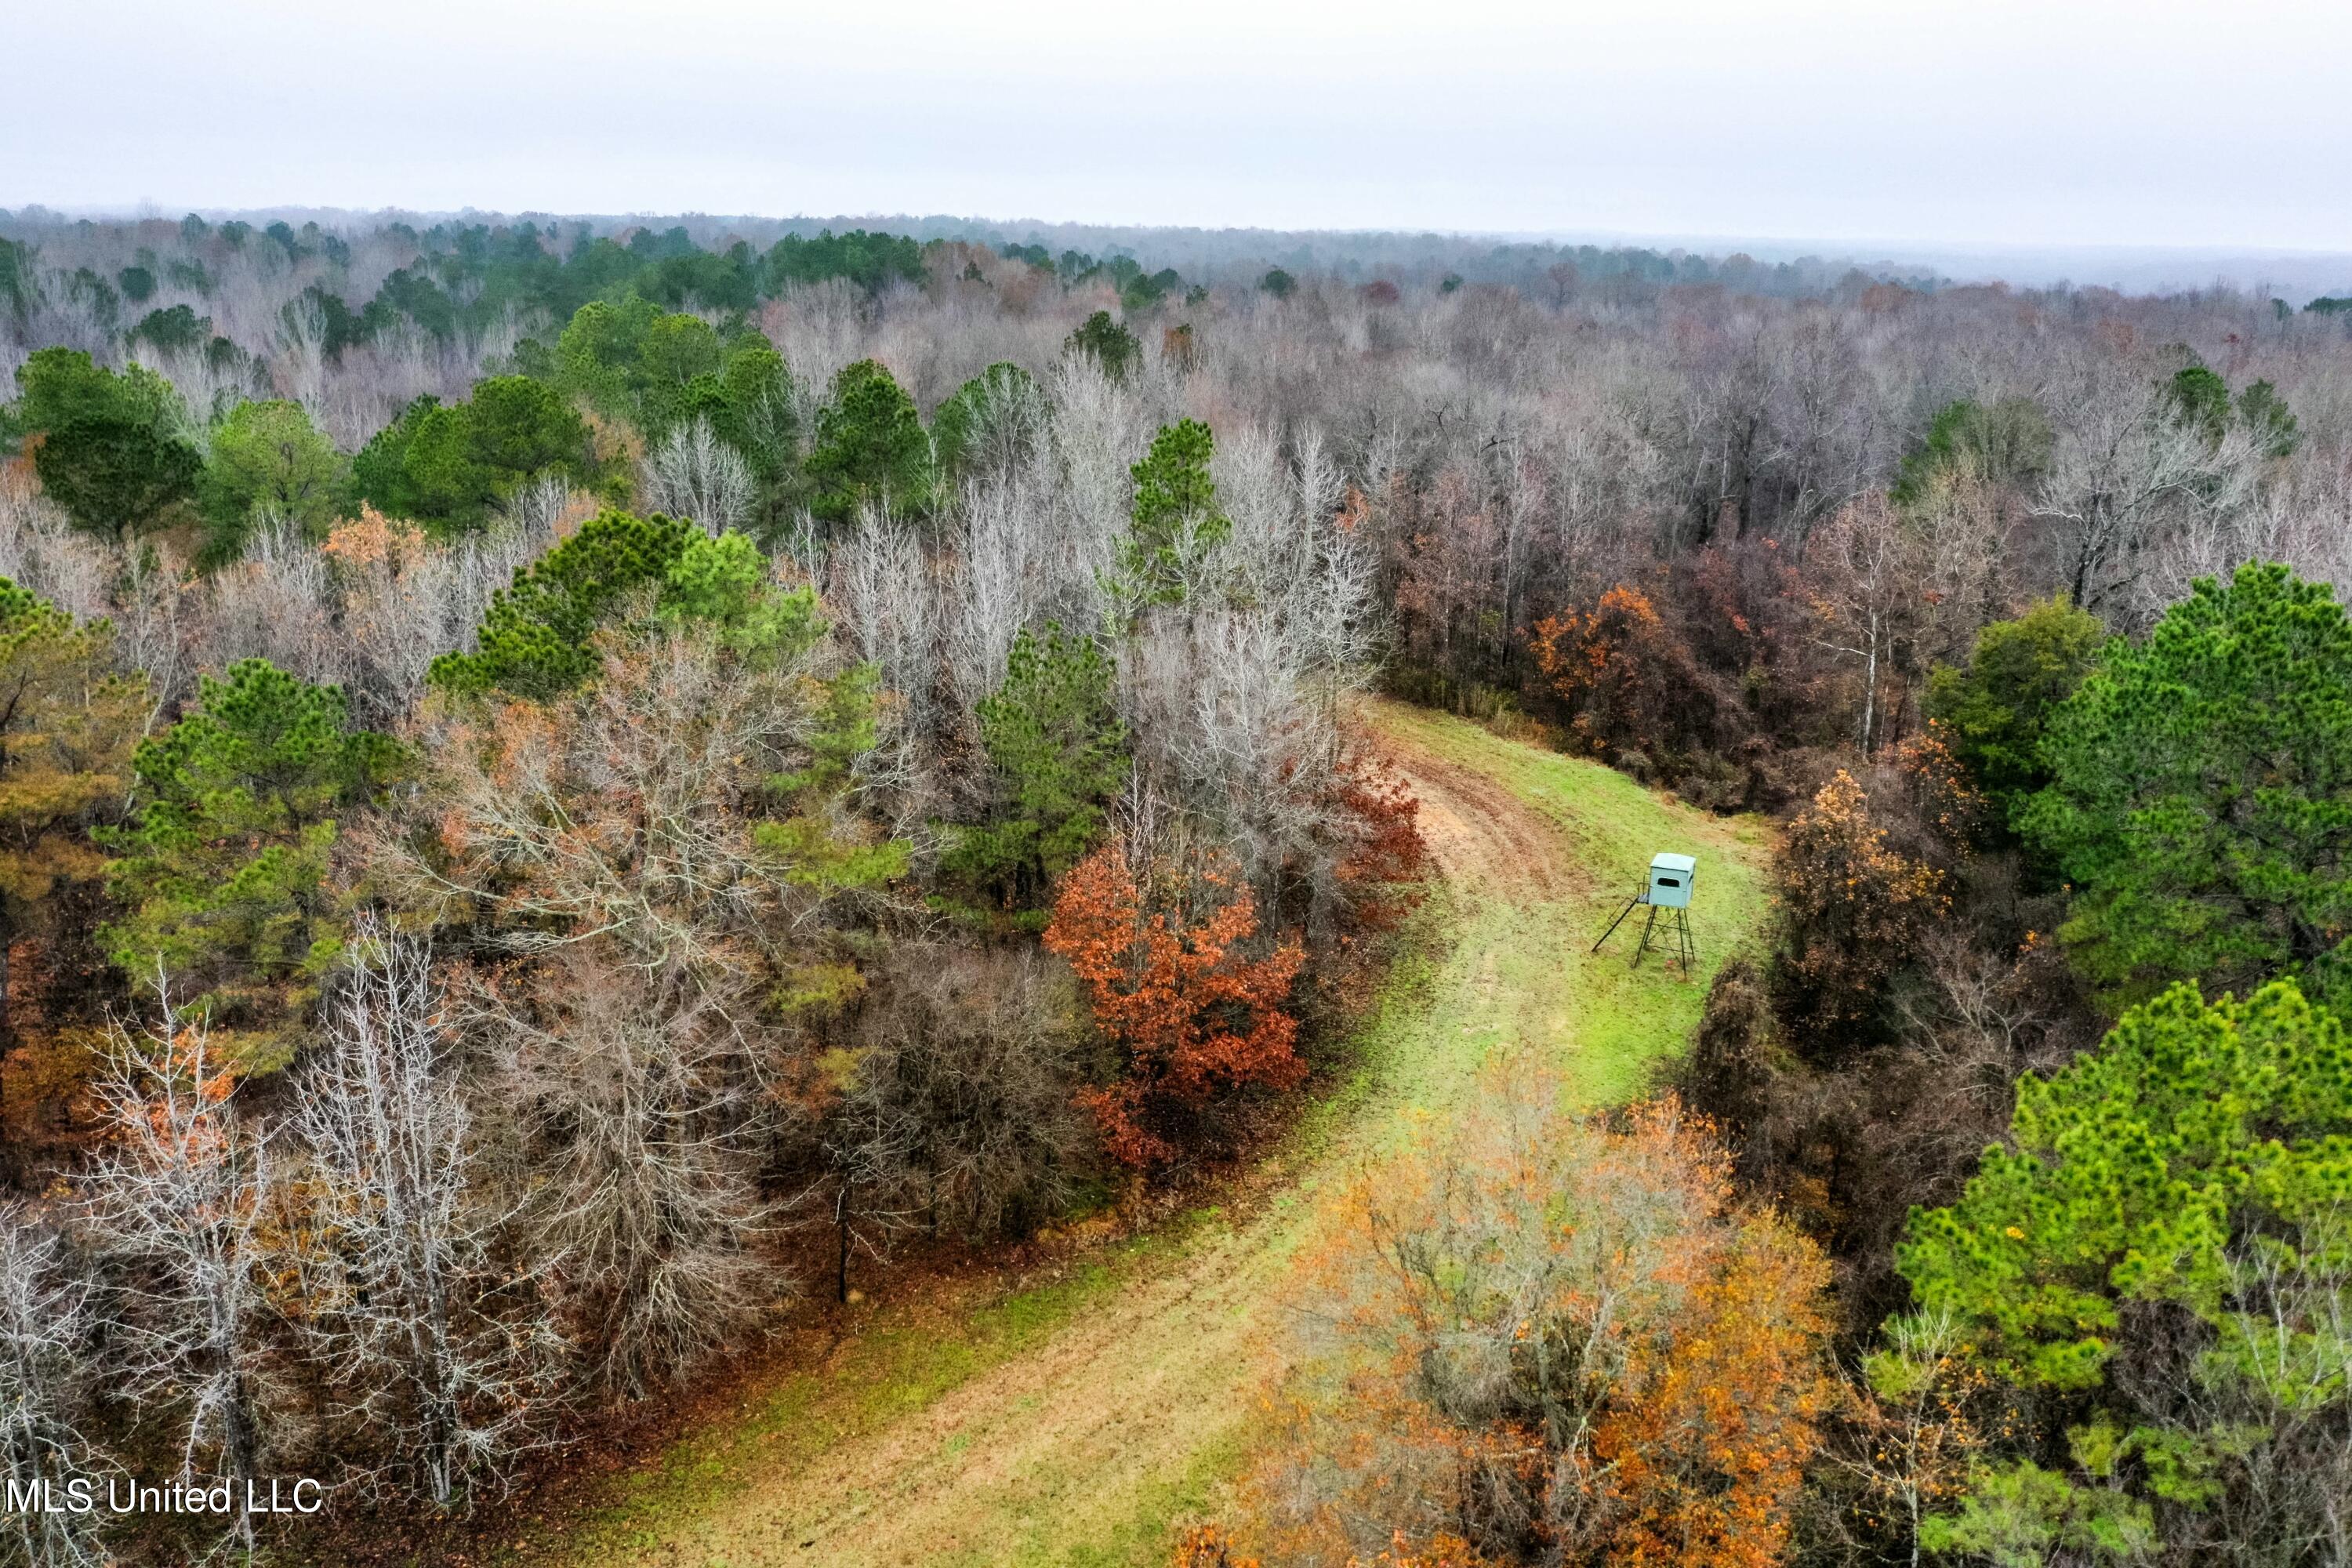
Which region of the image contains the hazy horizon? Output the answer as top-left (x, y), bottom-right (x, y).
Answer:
top-left (11, 201), bottom-right (2351, 299)
top-left (12, 0), bottom-right (2352, 259)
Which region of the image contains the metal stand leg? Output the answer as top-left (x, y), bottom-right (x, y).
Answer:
top-left (1591, 891), bottom-right (1646, 954)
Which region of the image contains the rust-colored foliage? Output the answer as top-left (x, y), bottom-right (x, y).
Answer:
top-left (320, 504), bottom-right (429, 569)
top-left (1592, 1214), bottom-right (1835, 1568)
top-left (1163, 323), bottom-right (1200, 372)
top-left (1891, 721), bottom-right (1984, 854)
top-left (1172, 1523), bottom-right (1490, 1568)
top-left (1043, 843), bottom-right (1307, 1168)
top-left (1171, 1524), bottom-right (1261, 1568)
top-left (1328, 751), bottom-right (1430, 931)
top-left (1239, 1066), bottom-right (1832, 1568)
top-left (1529, 584), bottom-right (1708, 776)
top-left (1675, 541), bottom-right (1817, 756)
top-left (0, 1023), bottom-right (106, 1174)
top-left (0, 580), bottom-right (147, 1179)
top-left (1773, 770), bottom-right (1948, 1047)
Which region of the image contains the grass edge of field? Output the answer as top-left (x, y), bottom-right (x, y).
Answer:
top-left (541, 702), bottom-right (1777, 1566)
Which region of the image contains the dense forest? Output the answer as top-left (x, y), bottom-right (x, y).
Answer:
top-left (2, 209), bottom-right (2350, 1567)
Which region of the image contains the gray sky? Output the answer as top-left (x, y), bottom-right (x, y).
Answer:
top-left (9, 0), bottom-right (2351, 252)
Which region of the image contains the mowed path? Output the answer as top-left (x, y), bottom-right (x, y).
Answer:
top-left (548, 702), bottom-right (1775, 1568)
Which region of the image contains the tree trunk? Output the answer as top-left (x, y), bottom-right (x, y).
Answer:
top-left (836, 1182), bottom-right (851, 1305)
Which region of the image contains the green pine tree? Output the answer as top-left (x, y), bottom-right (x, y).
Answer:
top-left (2023, 561), bottom-right (2352, 1010)
top-left (430, 510), bottom-right (699, 698)
top-left (100, 659), bottom-right (403, 1065)
top-left (1893, 979), bottom-right (2352, 1563)
top-left (434, 514), bottom-right (824, 699)
top-left (804, 359), bottom-right (933, 524)
top-left (943, 623), bottom-right (1128, 917)
top-left (1114, 419), bottom-right (1229, 612)
top-left (1063, 310), bottom-right (1140, 378)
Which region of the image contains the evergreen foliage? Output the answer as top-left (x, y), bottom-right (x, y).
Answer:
top-left (100, 660), bottom-right (402, 1057)
top-left (432, 514), bottom-right (822, 699)
top-left (31, 409), bottom-right (202, 542)
top-left (930, 361), bottom-right (1039, 481)
top-left (944, 623), bottom-right (1128, 916)
top-left (1064, 310), bottom-right (1140, 378)
top-left (761, 229), bottom-right (925, 295)
top-left (1895, 979), bottom-right (2352, 1560)
top-left (1924, 597), bottom-right (2105, 829)
top-left (352, 376), bottom-right (595, 531)
top-left (803, 358), bottom-right (933, 524)
top-left (1116, 418), bottom-right (1229, 608)
top-left (198, 398), bottom-right (350, 556)
top-left (0, 581), bottom-right (146, 1044)
top-left (429, 509), bottom-right (698, 698)
top-left (1890, 395), bottom-right (2054, 505)
top-left (2024, 562), bottom-right (2352, 1010)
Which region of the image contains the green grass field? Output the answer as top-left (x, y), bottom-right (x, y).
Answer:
top-left (543, 700), bottom-right (1777, 1568)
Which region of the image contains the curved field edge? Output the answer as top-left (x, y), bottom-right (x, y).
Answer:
top-left (537, 699), bottom-right (1776, 1567)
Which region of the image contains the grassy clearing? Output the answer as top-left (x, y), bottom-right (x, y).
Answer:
top-left (557, 1247), bottom-right (1152, 1559)
top-left (544, 699), bottom-right (1775, 1567)
top-left (1367, 700), bottom-right (1776, 1102)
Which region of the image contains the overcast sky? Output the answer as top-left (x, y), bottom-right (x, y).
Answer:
top-left (8, 0), bottom-right (2350, 252)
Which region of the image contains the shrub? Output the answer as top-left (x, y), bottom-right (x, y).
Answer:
top-left (1043, 844), bottom-right (1305, 1169)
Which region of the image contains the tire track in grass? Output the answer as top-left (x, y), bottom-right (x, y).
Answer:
top-left (548, 700), bottom-right (1774, 1568)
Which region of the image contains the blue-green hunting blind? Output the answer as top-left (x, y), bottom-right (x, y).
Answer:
top-left (1647, 852), bottom-right (1696, 909)
top-left (1592, 851), bottom-right (1698, 974)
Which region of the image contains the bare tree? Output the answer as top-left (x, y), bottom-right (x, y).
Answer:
top-left (290, 922), bottom-right (557, 1508)
top-left (941, 470), bottom-right (1044, 716)
top-left (269, 289), bottom-right (332, 427)
top-left (2032, 369), bottom-right (2264, 617)
top-left (0, 464), bottom-right (114, 626)
top-left (0, 1207), bottom-right (110, 1568)
top-left (111, 548), bottom-right (199, 724)
top-left (638, 416), bottom-right (756, 536)
top-left (192, 518), bottom-right (350, 688)
top-left (80, 985), bottom-right (277, 1552)
top-left (840, 946), bottom-right (1088, 1249)
top-left (829, 513), bottom-right (942, 822)
top-left (375, 630), bottom-right (887, 1397)
top-left (1808, 495), bottom-right (1925, 755)
top-left (491, 956), bottom-right (779, 1399)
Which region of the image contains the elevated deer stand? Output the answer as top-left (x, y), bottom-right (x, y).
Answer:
top-left (1592, 852), bottom-right (1697, 976)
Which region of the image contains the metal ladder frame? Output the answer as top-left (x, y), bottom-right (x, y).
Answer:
top-left (1591, 884), bottom-right (1697, 975)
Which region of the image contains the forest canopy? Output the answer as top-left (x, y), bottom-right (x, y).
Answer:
top-left (2, 205), bottom-right (2350, 1568)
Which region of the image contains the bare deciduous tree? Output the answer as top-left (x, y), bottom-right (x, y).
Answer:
top-left (290, 922), bottom-right (557, 1508)
top-left (81, 986), bottom-right (277, 1552)
top-left (639, 416), bottom-right (756, 536)
top-left (2032, 368), bottom-right (2264, 617)
top-left (840, 946), bottom-right (1088, 1247)
top-left (1808, 495), bottom-right (1926, 755)
top-left (0, 1207), bottom-right (110, 1568)
top-left (492, 957), bottom-right (779, 1399)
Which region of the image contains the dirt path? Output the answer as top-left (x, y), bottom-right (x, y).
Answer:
top-left (553, 702), bottom-right (1773, 1568)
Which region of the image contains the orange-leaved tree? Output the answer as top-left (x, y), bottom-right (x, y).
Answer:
top-left (1592, 1213), bottom-right (1837, 1568)
top-left (1043, 842), bottom-right (1306, 1169)
top-left (1237, 1059), bottom-right (1832, 1568)
top-left (1528, 583), bottom-right (1708, 776)
top-left (1773, 769), bottom-right (1948, 1051)
top-left (1168, 1523), bottom-right (1490, 1568)
top-left (1327, 750), bottom-right (1430, 933)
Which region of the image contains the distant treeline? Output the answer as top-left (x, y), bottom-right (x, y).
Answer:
top-left (0, 206), bottom-right (1965, 306)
